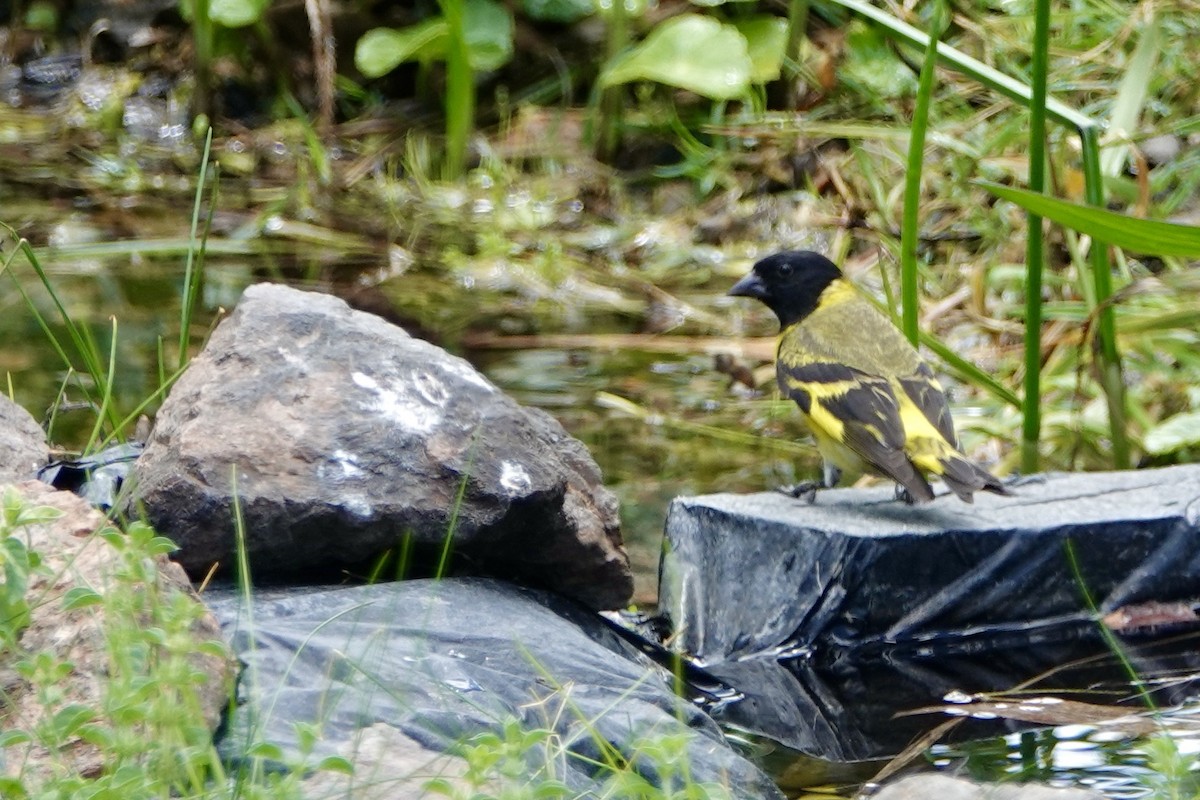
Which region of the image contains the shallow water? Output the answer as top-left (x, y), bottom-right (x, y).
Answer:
top-left (2, 140), bottom-right (1196, 797)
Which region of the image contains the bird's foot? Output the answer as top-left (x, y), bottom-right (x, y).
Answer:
top-left (777, 481), bottom-right (820, 503)
top-left (1002, 471), bottom-right (1044, 489)
top-left (894, 484), bottom-right (917, 505)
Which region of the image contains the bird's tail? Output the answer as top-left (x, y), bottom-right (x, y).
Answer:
top-left (938, 455), bottom-right (1011, 503)
top-left (885, 453), bottom-right (936, 503)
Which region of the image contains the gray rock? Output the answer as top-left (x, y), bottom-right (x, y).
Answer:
top-left (1, 481), bottom-right (234, 784)
top-left (660, 466), bottom-right (1200, 661)
top-left (298, 723), bottom-right (500, 800)
top-left (868, 773), bottom-right (1104, 800)
top-left (209, 578), bottom-right (783, 800)
top-left (0, 396), bottom-right (47, 483)
top-left (132, 283), bottom-right (631, 609)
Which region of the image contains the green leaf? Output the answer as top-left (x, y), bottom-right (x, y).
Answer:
top-left (1100, 13), bottom-right (1161, 177)
top-left (61, 586), bottom-right (103, 611)
top-left (841, 22), bottom-right (917, 100)
top-left (522, 0), bottom-right (593, 23)
top-left (356, 0), bottom-right (512, 78)
top-left (210, 0), bottom-right (270, 28)
top-left (0, 729), bottom-right (32, 747)
top-left (246, 741), bottom-right (285, 760)
top-left (978, 182), bottom-right (1200, 257)
top-left (51, 704), bottom-right (97, 737)
top-left (600, 14), bottom-right (752, 100)
top-left (463, 0), bottom-right (515, 72)
top-left (1144, 411), bottom-right (1200, 455)
top-left (356, 21), bottom-right (449, 78)
top-left (316, 755), bottom-right (355, 774)
top-left (12, 504), bottom-right (62, 526)
top-left (78, 722), bottom-right (115, 749)
top-left (733, 16), bottom-right (788, 84)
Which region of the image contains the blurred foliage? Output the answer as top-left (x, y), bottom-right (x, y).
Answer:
top-left (356, 0), bottom-right (516, 78)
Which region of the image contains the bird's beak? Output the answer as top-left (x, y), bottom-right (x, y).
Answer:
top-left (728, 272), bottom-right (766, 299)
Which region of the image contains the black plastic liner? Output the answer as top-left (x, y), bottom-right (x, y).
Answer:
top-left (658, 466), bottom-right (1200, 759)
top-left (207, 578), bottom-right (783, 798)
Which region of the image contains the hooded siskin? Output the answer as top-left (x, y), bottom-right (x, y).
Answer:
top-left (729, 250), bottom-right (1009, 504)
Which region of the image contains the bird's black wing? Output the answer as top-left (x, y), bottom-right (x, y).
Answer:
top-left (897, 362), bottom-right (959, 449)
top-left (780, 361), bottom-right (934, 501)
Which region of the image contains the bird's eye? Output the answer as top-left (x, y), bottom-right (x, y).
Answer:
top-left (777, 263), bottom-right (792, 276)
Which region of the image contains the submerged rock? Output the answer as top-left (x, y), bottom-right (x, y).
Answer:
top-left (0, 396), bottom-right (47, 483)
top-left (868, 773), bottom-right (1103, 799)
top-left (132, 283), bottom-right (631, 609)
top-left (209, 578), bottom-right (783, 799)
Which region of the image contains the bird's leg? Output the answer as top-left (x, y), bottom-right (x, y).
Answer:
top-left (777, 463), bottom-right (841, 504)
top-left (777, 481), bottom-right (819, 502)
top-left (824, 462), bottom-right (842, 490)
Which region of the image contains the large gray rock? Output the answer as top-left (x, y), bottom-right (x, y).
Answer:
top-left (133, 283), bottom-right (631, 609)
top-left (0, 396), bottom-right (47, 482)
top-left (1, 481), bottom-right (234, 784)
top-left (209, 578), bottom-right (783, 799)
top-left (661, 466), bottom-right (1200, 661)
top-left (298, 724), bottom-right (499, 799)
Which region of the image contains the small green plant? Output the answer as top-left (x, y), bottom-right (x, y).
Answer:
top-left (426, 716), bottom-right (571, 798)
top-left (1137, 734), bottom-right (1200, 800)
top-left (0, 489), bottom-right (238, 798)
top-left (0, 488), bottom-right (58, 652)
top-left (356, 0), bottom-right (516, 179)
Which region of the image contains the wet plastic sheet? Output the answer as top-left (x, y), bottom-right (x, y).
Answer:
top-left (208, 578), bottom-right (782, 798)
top-left (658, 466), bottom-right (1200, 759)
top-left (38, 442), bottom-right (142, 510)
top-left (660, 466), bottom-right (1200, 662)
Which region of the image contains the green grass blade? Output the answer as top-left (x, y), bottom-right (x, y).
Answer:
top-left (179, 126), bottom-right (215, 372)
top-left (84, 317), bottom-right (120, 453)
top-left (826, 0), bottom-right (1094, 131)
top-left (900, 3), bottom-right (946, 344)
top-left (918, 333), bottom-right (1020, 409)
top-left (1021, 0), bottom-right (1050, 474)
top-left (783, 0), bottom-right (809, 110)
top-left (1079, 130), bottom-right (1130, 468)
top-left (98, 365), bottom-right (189, 450)
top-left (1100, 13), bottom-right (1161, 177)
top-left (436, 437), bottom-right (477, 579)
top-left (5, 235), bottom-right (107, 401)
top-left (596, 0), bottom-right (628, 159)
top-left (979, 181), bottom-right (1200, 257)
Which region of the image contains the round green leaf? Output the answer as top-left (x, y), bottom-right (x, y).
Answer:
top-left (210, 0), bottom-right (269, 28)
top-left (356, 21), bottom-right (449, 79)
top-left (62, 586), bottom-right (103, 611)
top-left (600, 14), bottom-right (752, 100)
top-left (464, 0), bottom-right (515, 72)
top-left (734, 16), bottom-right (788, 84)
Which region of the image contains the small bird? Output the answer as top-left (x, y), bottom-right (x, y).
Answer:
top-left (728, 250), bottom-right (1009, 504)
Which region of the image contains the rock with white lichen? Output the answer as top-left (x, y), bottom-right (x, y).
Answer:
top-left (129, 283), bottom-right (632, 610)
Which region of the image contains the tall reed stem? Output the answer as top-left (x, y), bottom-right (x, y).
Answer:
top-left (1021, 0), bottom-right (1049, 473)
top-left (440, 0), bottom-right (474, 179)
top-left (900, 5), bottom-right (947, 345)
top-left (1080, 128), bottom-right (1130, 468)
